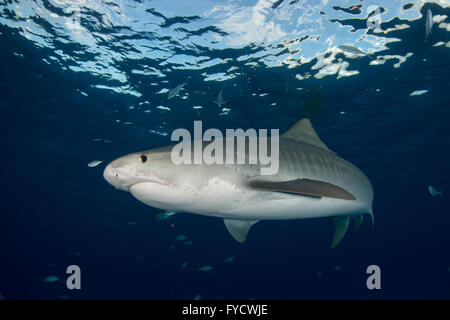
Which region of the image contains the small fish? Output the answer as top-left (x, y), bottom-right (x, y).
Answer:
top-left (167, 79), bottom-right (188, 99)
top-left (213, 89), bottom-right (228, 107)
top-left (410, 90), bottom-right (428, 96)
top-left (181, 262), bottom-right (188, 268)
top-left (425, 9), bottom-right (433, 41)
top-left (183, 240), bottom-right (193, 245)
top-left (148, 129), bottom-right (168, 137)
top-left (175, 235), bottom-right (187, 241)
top-left (316, 271), bottom-right (323, 278)
top-left (338, 45), bottom-right (366, 55)
top-left (43, 276), bottom-right (59, 283)
top-left (59, 295), bottom-right (69, 300)
top-left (127, 221), bottom-right (138, 226)
top-left (193, 294), bottom-right (202, 300)
top-left (169, 244), bottom-right (175, 250)
top-left (197, 265), bottom-right (213, 272)
top-left (428, 186), bottom-right (443, 196)
top-left (333, 265), bottom-right (341, 271)
top-left (0, 292), bottom-right (4, 300)
top-left (87, 160), bottom-right (103, 167)
top-left (224, 256), bottom-right (234, 263)
top-left (154, 211), bottom-right (176, 221)
top-left (48, 263), bottom-right (56, 267)
top-left (338, 45), bottom-right (373, 59)
top-left (74, 252), bottom-right (81, 256)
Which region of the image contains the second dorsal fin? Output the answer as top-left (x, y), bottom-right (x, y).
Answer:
top-left (282, 119), bottom-right (334, 153)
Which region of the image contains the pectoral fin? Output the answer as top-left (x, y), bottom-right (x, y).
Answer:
top-left (329, 216), bottom-right (351, 248)
top-left (223, 218), bottom-right (259, 243)
top-left (247, 178), bottom-right (356, 200)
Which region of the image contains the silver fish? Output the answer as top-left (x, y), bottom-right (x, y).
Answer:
top-left (88, 160), bottom-right (103, 167)
top-left (167, 80), bottom-right (188, 99)
top-left (428, 185), bottom-right (443, 196)
top-left (338, 45), bottom-right (373, 59)
top-left (197, 265), bottom-right (213, 272)
top-left (338, 45), bottom-right (366, 55)
top-left (154, 210), bottom-right (176, 221)
top-left (42, 276), bottom-right (59, 283)
top-left (224, 256), bottom-right (234, 263)
top-left (213, 89), bottom-right (228, 107)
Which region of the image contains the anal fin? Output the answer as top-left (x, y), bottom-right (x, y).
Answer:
top-left (223, 218), bottom-right (259, 243)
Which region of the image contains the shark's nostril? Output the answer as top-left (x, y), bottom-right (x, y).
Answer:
top-left (115, 173), bottom-right (118, 178)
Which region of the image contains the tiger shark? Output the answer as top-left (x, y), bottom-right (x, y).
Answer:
top-left (103, 119), bottom-right (374, 247)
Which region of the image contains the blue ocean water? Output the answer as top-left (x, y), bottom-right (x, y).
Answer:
top-left (1, 0), bottom-right (450, 300)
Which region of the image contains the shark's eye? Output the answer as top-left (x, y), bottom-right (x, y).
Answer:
top-left (140, 155), bottom-right (148, 163)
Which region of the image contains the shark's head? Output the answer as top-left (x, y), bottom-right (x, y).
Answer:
top-left (103, 152), bottom-right (167, 191)
top-left (103, 146), bottom-right (213, 212)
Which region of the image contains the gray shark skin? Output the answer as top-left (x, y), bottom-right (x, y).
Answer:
top-left (104, 119), bottom-right (374, 247)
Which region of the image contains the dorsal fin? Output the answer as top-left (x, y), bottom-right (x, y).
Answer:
top-left (281, 119), bottom-right (334, 153)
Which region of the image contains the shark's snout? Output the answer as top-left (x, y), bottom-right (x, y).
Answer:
top-left (103, 164), bottom-right (119, 189)
top-left (103, 154), bottom-right (168, 192)
top-left (103, 161), bottom-right (136, 191)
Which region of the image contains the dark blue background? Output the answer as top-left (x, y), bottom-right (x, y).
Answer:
top-left (1, 3), bottom-right (450, 299)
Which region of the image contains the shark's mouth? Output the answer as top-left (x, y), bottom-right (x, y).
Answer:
top-left (129, 179), bottom-right (168, 191)
top-left (128, 181), bottom-right (175, 209)
top-left (127, 173), bottom-right (169, 191)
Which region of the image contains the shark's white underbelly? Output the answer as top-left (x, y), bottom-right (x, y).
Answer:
top-left (129, 176), bottom-right (372, 221)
